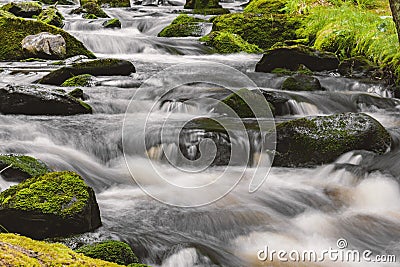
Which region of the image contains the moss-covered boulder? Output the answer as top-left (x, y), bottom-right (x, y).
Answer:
top-left (1, 1), bottom-right (42, 18)
top-left (0, 154), bottom-right (50, 182)
top-left (210, 13), bottom-right (301, 50)
top-left (0, 171), bottom-right (102, 239)
top-left (281, 74), bottom-right (323, 91)
top-left (37, 6), bottom-right (64, 28)
top-left (255, 45), bottom-right (339, 73)
top-left (158, 14), bottom-right (206, 37)
top-left (0, 17), bottom-right (94, 61)
top-left (243, 0), bottom-right (286, 14)
top-left (61, 74), bottom-right (95, 87)
top-left (200, 31), bottom-right (262, 53)
top-left (75, 240), bottom-right (139, 265)
top-left (0, 84), bottom-right (92, 115)
top-left (0, 233), bottom-right (124, 266)
top-left (274, 113), bottom-right (391, 167)
top-left (338, 56), bottom-right (379, 78)
top-left (80, 0), bottom-right (131, 8)
top-left (103, 18), bottom-right (121, 28)
top-left (219, 88), bottom-right (274, 117)
top-left (81, 1), bottom-right (109, 18)
top-left (39, 58), bottom-right (135, 85)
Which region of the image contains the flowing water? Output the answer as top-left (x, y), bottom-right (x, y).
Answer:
top-left (1, 2), bottom-right (400, 266)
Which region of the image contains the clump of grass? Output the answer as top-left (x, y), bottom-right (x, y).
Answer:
top-left (299, 5), bottom-right (400, 83)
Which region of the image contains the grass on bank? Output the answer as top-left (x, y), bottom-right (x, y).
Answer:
top-left (298, 4), bottom-right (400, 83)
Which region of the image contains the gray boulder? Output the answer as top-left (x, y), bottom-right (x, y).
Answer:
top-left (21, 32), bottom-right (66, 60)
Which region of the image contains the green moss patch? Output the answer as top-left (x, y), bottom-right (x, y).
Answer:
top-left (0, 171), bottom-right (91, 217)
top-left (37, 6), bottom-right (64, 28)
top-left (209, 13), bottom-right (302, 49)
top-left (76, 240), bottom-right (139, 265)
top-left (0, 154), bottom-right (49, 181)
top-left (0, 17), bottom-right (95, 61)
top-left (82, 1), bottom-right (109, 18)
top-left (0, 233), bottom-right (124, 266)
top-left (200, 31), bottom-right (262, 53)
top-left (244, 0), bottom-right (286, 14)
top-left (61, 74), bottom-right (94, 87)
top-left (103, 18), bottom-right (121, 28)
top-left (158, 14), bottom-right (206, 37)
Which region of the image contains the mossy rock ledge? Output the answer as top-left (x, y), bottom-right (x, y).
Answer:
top-left (274, 113), bottom-right (391, 167)
top-left (0, 154), bottom-right (50, 182)
top-left (0, 84), bottom-right (92, 115)
top-left (39, 58), bottom-right (136, 85)
top-left (0, 17), bottom-right (95, 61)
top-left (0, 171), bottom-right (102, 239)
top-left (75, 240), bottom-right (139, 265)
top-left (158, 14), bottom-right (206, 37)
top-left (255, 45), bottom-right (339, 73)
top-left (0, 233), bottom-right (126, 266)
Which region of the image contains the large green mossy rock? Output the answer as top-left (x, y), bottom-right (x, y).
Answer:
top-left (0, 84), bottom-right (92, 115)
top-left (0, 154), bottom-right (50, 182)
top-left (76, 240), bottom-right (139, 265)
top-left (37, 6), bottom-right (64, 28)
top-left (80, 0), bottom-right (131, 8)
top-left (81, 1), bottom-right (109, 18)
top-left (200, 31), bottom-right (262, 53)
top-left (158, 14), bottom-right (206, 37)
top-left (243, 0), bottom-right (286, 14)
top-left (0, 171), bottom-right (102, 239)
top-left (39, 58), bottom-right (135, 85)
top-left (210, 13), bottom-right (301, 49)
top-left (255, 45), bottom-right (339, 73)
top-left (1, 1), bottom-right (42, 18)
top-left (0, 17), bottom-right (94, 61)
top-left (0, 233), bottom-right (124, 266)
top-left (274, 113), bottom-right (391, 167)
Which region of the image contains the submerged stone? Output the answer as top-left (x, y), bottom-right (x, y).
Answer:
top-left (0, 171), bottom-right (102, 239)
top-left (39, 58), bottom-right (135, 85)
top-left (281, 74), bottom-right (323, 91)
top-left (0, 84), bottom-right (92, 115)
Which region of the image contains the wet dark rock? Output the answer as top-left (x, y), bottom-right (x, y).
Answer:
top-left (39, 58), bottom-right (135, 85)
top-left (338, 56), bottom-right (379, 78)
top-left (274, 113), bottom-right (391, 167)
top-left (281, 74), bottom-right (323, 91)
top-left (0, 84), bottom-right (92, 115)
top-left (255, 45), bottom-right (339, 73)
